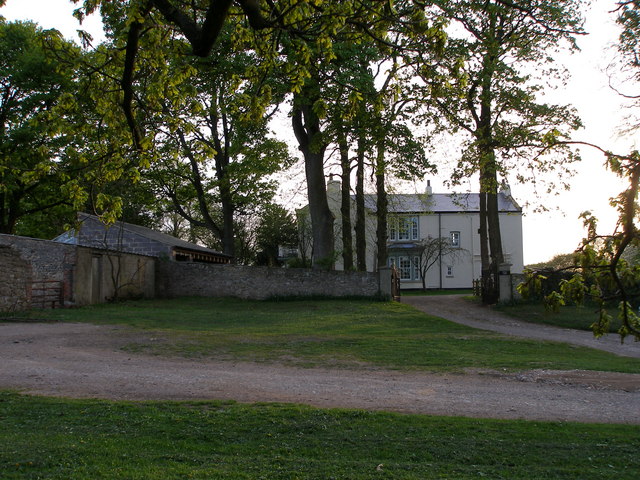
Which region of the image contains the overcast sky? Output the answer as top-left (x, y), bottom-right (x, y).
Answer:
top-left (2, 0), bottom-right (637, 264)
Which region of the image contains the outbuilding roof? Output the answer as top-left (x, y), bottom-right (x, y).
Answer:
top-left (55, 213), bottom-right (231, 261)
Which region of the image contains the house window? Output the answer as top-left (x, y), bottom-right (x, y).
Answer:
top-left (450, 231), bottom-right (460, 247)
top-left (446, 265), bottom-right (454, 277)
top-left (389, 216), bottom-right (419, 241)
top-left (398, 256), bottom-right (412, 280)
top-left (389, 255), bottom-right (421, 281)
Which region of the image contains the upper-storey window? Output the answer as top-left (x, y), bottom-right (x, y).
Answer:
top-left (389, 216), bottom-right (419, 241)
top-left (450, 231), bottom-right (460, 248)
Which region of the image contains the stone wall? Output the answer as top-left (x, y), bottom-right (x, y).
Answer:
top-left (511, 273), bottom-right (526, 301)
top-left (2, 234), bottom-right (386, 312)
top-left (0, 234), bottom-right (155, 312)
top-left (0, 234), bottom-right (76, 310)
top-left (156, 261), bottom-right (383, 300)
top-left (0, 245), bottom-right (32, 312)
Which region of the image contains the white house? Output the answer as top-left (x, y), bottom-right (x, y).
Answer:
top-left (301, 178), bottom-right (524, 290)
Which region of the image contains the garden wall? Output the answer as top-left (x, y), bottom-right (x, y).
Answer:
top-left (0, 234), bottom-right (76, 311)
top-left (0, 244), bottom-right (33, 312)
top-left (156, 261), bottom-right (384, 300)
top-left (1, 233), bottom-right (387, 312)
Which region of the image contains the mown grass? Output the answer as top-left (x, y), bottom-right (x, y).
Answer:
top-left (495, 301), bottom-right (621, 333)
top-left (1, 392), bottom-right (638, 480)
top-left (10, 297), bottom-right (640, 374)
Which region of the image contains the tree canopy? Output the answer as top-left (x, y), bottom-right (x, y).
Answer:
top-left (0, 19), bottom-right (81, 234)
top-left (415, 0), bottom-right (585, 302)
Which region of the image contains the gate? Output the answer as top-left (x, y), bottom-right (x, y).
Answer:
top-left (30, 280), bottom-right (63, 309)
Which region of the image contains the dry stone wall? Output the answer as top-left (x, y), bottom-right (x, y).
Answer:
top-left (0, 234), bottom-right (76, 310)
top-left (0, 245), bottom-right (32, 311)
top-left (156, 261), bottom-right (383, 300)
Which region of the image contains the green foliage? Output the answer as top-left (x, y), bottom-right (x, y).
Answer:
top-left (520, 150), bottom-right (640, 341)
top-left (255, 203), bottom-right (299, 267)
top-left (0, 20), bottom-right (81, 235)
top-left (527, 252), bottom-right (577, 271)
top-left (423, 0), bottom-right (585, 201)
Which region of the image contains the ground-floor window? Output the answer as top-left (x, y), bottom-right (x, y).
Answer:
top-left (389, 255), bottom-right (420, 281)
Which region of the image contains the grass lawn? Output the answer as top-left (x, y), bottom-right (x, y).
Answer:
top-left (1, 392), bottom-right (638, 480)
top-left (7, 297), bottom-right (640, 374)
top-left (494, 302), bottom-right (621, 333)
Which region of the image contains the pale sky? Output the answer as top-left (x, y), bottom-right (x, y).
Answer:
top-left (2, 0), bottom-right (638, 265)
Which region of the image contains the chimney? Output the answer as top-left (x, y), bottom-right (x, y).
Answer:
top-left (326, 174), bottom-right (341, 209)
top-left (425, 180), bottom-right (433, 195)
top-left (500, 180), bottom-right (511, 197)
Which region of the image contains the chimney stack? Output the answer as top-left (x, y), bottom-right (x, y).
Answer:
top-left (425, 180), bottom-right (433, 195)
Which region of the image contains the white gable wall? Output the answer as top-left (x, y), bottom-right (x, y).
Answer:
top-left (386, 211), bottom-right (523, 289)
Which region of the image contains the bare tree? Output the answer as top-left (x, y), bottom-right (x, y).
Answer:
top-left (415, 236), bottom-right (468, 291)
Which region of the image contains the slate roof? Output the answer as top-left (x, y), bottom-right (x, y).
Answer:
top-left (362, 193), bottom-right (521, 214)
top-left (56, 213), bottom-right (230, 258)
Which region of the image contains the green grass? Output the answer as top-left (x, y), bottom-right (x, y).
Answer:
top-left (495, 302), bottom-right (621, 333)
top-left (10, 297), bottom-right (640, 374)
top-left (1, 392), bottom-right (639, 480)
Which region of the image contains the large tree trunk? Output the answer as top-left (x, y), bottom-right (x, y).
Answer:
top-left (292, 90), bottom-right (334, 269)
top-left (375, 139), bottom-right (388, 269)
top-left (217, 170), bottom-right (236, 258)
top-left (479, 184), bottom-right (494, 304)
top-left (476, 29), bottom-right (503, 304)
top-left (355, 135), bottom-right (367, 271)
top-left (478, 153), bottom-right (503, 304)
top-left (338, 127), bottom-right (353, 270)
top-left (0, 188), bottom-right (23, 234)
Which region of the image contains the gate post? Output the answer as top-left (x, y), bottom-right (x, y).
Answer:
top-left (378, 267), bottom-right (392, 300)
top-left (498, 262), bottom-right (513, 303)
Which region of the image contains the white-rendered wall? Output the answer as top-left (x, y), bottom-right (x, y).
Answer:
top-left (313, 181), bottom-right (523, 288)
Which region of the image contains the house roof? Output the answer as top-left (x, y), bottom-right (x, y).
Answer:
top-left (362, 193), bottom-right (522, 214)
top-left (56, 213), bottom-right (231, 259)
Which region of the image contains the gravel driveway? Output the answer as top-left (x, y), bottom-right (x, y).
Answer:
top-left (403, 295), bottom-right (640, 358)
top-left (1, 296), bottom-right (639, 424)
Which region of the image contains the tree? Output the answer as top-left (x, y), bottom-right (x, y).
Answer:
top-left (72, 1), bottom-right (442, 269)
top-left (614, 0), bottom-right (640, 131)
top-left (140, 26), bottom-right (292, 259)
top-left (291, 72), bottom-right (335, 268)
top-left (0, 20), bottom-right (80, 235)
top-left (520, 148), bottom-right (640, 340)
top-left (518, 2), bottom-right (640, 339)
top-left (526, 253), bottom-right (576, 271)
top-left (255, 203), bottom-right (298, 267)
top-left (415, 236), bottom-right (468, 291)
top-left (421, 0), bottom-right (584, 303)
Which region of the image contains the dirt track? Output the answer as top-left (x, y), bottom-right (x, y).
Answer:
top-left (1, 296), bottom-right (639, 424)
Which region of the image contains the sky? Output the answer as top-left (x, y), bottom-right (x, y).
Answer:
top-left (1, 0), bottom-right (638, 265)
